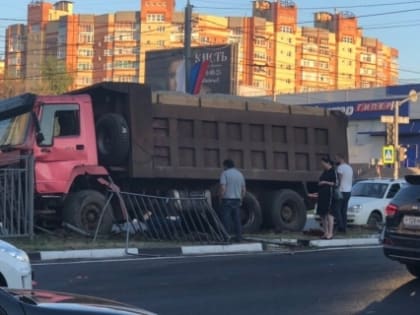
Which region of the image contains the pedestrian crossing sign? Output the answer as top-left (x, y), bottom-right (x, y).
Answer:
top-left (382, 145), bottom-right (395, 164)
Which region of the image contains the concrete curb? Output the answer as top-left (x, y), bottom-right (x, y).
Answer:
top-left (182, 243), bottom-right (263, 255)
top-left (245, 236), bottom-right (381, 248)
top-left (309, 237), bottom-right (380, 247)
top-left (27, 237), bottom-right (380, 261)
top-left (28, 243), bottom-right (264, 261)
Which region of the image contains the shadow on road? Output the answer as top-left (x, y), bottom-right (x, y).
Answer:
top-left (357, 278), bottom-right (420, 315)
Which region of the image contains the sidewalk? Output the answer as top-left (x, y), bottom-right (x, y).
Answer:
top-left (21, 214), bottom-right (381, 261)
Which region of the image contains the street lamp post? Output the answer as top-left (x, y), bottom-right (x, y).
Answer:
top-left (393, 90), bottom-right (418, 179)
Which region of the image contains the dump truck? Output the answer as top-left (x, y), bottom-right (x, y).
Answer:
top-left (0, 82), bottom-right (348, 235)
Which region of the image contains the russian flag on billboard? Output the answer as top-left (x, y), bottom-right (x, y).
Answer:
top-left (189, 61), bottom-right (209, 94)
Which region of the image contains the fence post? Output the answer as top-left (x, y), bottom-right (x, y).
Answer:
top-left (26, 155), bottom-right (35, 240)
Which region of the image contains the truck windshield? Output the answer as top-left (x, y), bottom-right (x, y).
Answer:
top-left (0, 112), bottom-right (31, 148)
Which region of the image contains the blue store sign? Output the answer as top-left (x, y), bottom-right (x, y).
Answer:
top-left (310, 99), bottom-right (409, 120)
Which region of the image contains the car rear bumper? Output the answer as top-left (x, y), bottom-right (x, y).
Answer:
top-left (383, 231), bottom-right (420, 263)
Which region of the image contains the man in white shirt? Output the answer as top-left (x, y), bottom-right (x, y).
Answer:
top-left (220, 159), bottom-right (246, 242)
top-left (335, 153), bottom-right (353, 233)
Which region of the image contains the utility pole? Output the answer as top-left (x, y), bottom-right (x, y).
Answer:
top-left (184, 0), bottom-right (193, 93)
top-left (393, 99), bottom-right (400, 180)
top-left (392, 90), bottom-right (419, 179)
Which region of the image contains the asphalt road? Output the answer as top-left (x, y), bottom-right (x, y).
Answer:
top-left (32, 248), bottom-right (419, 315)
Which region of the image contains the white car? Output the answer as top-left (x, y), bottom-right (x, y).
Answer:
top-left (347, 178), bottom-right (406, 228)
top-left (0, 240), bottom-right (32, 289)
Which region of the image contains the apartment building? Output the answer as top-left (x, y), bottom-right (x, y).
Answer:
top-left (26, 1), bottom-right (73, 90)
top-left (94, 12), bottom-right (140, 85)
top-left (4, 0), bottom-right (398, 95)
top-left (4, 24), bottom-right (26, 80)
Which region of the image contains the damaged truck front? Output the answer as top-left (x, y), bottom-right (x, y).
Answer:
top-left (0, 92), bottom-right (111, 234)
top-left (0, 82), bottom-right (348, 236)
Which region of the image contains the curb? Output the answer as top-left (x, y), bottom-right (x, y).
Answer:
top-left (245, 236), bottom-right (381, 248)
top-left (309, 237), bottom-right (380, 247)
top-left (28, 243), bottom-right (264, 261)
top-left (27, 238), bottom-right (380, 261)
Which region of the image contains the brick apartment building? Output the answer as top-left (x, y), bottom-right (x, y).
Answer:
top-left (4, 0), bottom-right (399, 94)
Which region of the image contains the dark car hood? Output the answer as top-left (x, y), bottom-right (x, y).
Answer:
top-left (4, 288), bottom-right (156, 315)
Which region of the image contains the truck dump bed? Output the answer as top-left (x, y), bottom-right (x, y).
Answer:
top-left (74, 82), bottom-right (348, 182)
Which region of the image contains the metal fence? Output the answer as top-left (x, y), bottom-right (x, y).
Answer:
top-left (0, 155), bottom-right (34, 237)
top-left (100, 189), bottom-right (229, 246)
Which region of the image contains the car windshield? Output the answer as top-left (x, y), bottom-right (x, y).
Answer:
top-left (0, 112), bottom-right (31, 148)
top-left (351, 182), bottom-right (388, 198)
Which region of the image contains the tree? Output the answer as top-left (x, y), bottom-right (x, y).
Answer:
top-left (0, 77), bottom-right (26, 98)
top-left (40, 56), bottom-right (73, 95)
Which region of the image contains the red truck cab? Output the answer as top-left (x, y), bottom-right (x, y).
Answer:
top-left (33, 94), bottom-right (107, 194)
top-left (0, 92), bottom-right (116, 234)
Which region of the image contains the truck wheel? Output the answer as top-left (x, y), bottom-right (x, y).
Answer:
top-left (63, 190), bottom-right (114, 235)
top-left (406, 264), bottom-right (420, 278)
top-left (241, 192), bottom-right (262, 233)
top-left (96, 113), bottom-right (130, 165)
top-left (268, 190), bottom-right (307, 232)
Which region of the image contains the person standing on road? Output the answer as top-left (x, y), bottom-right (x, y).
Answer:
top-left (335, 153), bottom-right (353, 233)
top-left (308, 156), bottom-right (337, 239)
top-left (219, 159), bottom-right (246, 242)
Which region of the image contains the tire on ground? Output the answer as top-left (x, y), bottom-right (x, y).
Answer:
top-left (268, 190), bottom-right (307, 232)
top-left (63, 190), bottom-right (114, 235)
top-left (96, 113), bottom-right (130, 165)
top-left (367, 211), bottom-right (382, 230)
top-left (240, 192), bottom-right (262, 233)
top-left (406, 264), bottom-right (420, 277)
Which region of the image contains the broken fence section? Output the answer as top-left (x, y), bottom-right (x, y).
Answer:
top-left (103, 190), bottom-right (230, 245)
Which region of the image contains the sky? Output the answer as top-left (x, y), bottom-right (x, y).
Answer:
top-left (1, 0), bottom-right (420, 84)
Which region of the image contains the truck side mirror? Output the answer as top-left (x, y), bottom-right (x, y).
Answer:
top-left (31, 112), bottom-right (45, 145)
top-left (36, 132), bottom-right (45, 144)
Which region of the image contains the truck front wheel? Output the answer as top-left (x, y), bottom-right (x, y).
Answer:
top-left (63, 190), bottom-right (114, 235)
top-left (268, 190), bottom-right (307, 232)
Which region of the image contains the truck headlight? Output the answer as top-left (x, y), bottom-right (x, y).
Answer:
top-left (348, 205), bottom-right (362, 214)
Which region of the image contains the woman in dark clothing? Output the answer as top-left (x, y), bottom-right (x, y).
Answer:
top-left (308, 157), bottom-right (338, 239)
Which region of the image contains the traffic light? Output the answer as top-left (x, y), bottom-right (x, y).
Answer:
top-left (386, 123), bottom-right (395, 145)
top-left (398, 146), bottom-right (408, 161)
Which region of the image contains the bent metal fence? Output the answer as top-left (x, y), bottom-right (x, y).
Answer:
top-left (95, 186), bottom-right (229, 249)
top-left (0, 155), bottom-right (34, 238)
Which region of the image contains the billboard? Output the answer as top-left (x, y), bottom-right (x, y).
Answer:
top-left (253, 0), bottom-right (273, 20)
top-left (145, 44), bottom-right (236, 94)
top-left (309, 98), bottom-right (409, 120)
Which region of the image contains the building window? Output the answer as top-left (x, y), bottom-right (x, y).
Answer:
top-left (78, 49), bottom-right (93, 57)
top-left (104, 35), bottom-right (114, 42)
top-left (79, 33), bottom-right (93, 43)
top-left (146, 14), bottom-right (165, 22)
top-left (342, 36), bottom-right (354, 43)
top-left (77, 63), bottom-right (93, 71)
top-left (280, 25), bottom-right (293, 33)
top-left (254, 52), bottom-right (266, 60)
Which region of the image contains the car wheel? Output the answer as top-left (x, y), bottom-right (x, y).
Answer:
top-left (367, 211), bottom-right (382, 230)
top-left (406, 264), bottom-right (420, 277)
